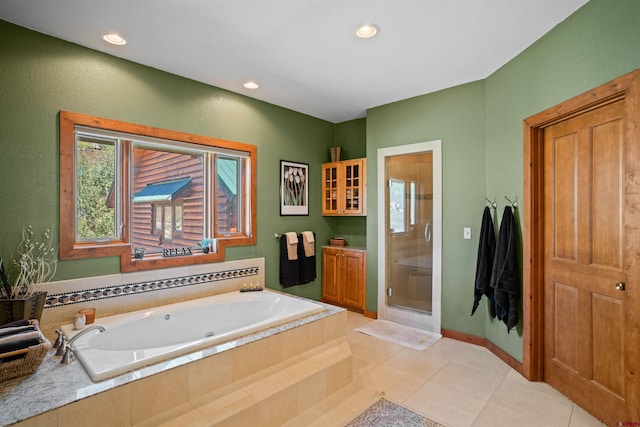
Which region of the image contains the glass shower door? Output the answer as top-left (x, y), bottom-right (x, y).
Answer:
top-left (386, 152), bottom-right (433, 313)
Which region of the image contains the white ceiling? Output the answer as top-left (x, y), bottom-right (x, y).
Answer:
top-left (0, 0), bottom-right (589, 123)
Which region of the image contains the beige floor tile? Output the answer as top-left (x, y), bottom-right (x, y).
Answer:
top-left (452, 346), bottom-right (511, 377)
top-left (429, 360), bottom-right (506, 400)
top-left (422, 338), bottom-right (477, 366)
top-left (403, 381), bottom-right (487, 427)
top-left (349, 333), bottom-right (404, 366)
top-left (313, 382), bottom-right (381, 423)
top-left (487, 370), bottom-right (574, 426)
top-left (383, 347), bottom-right (448, 380)
top-left (472, 401), bottom-right (563, 427)
top-left (352, 352), bottom-right (375, 379)
top-left (568, 405), bottom-right (606, 427)
top-left (360, 363), bottom-right (427, 402)
top-left (283, 407), bottom-right (342, 427)
top-left (345, 310), bottom-right (372, 329)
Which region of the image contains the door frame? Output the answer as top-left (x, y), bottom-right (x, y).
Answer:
top-left (377, 139), bottom-right (442, 333)
top-left (523, 69), bottom-right (640, 418)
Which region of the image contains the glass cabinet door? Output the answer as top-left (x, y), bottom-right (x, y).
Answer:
top-left (321, 159), bottom-right (366, 216)
top-left (322, 163), bottom-right (340, 215)
top-left (343, 160), bottom-right (364, 215)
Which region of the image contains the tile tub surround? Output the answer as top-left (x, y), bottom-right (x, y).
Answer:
top-left (38, 258), bottom-right (266, 341)
top-left (1, 300), bottom-right (348, 426)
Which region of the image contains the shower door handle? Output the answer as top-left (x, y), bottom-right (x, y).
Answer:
top-left (425, 223), bottom-right (432, 246)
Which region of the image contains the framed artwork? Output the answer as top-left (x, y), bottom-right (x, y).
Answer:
top-left (280, 160), bottom-right (309, 215)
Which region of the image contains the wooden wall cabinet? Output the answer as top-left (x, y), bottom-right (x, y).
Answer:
top-left (322, 246), bottom-right (366, 311)
top-left (321, 158), bottom-right (366, 216)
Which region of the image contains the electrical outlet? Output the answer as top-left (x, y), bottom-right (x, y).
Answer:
top-left (463, 227), bottom-right (472, 239)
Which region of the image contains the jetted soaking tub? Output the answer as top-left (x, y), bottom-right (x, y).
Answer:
top-left (63, 290), bottom-right (325, 381)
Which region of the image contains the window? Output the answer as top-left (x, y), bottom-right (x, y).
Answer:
top-left (60, 111), bottom-right (257, 272)
top-left (389, 179), bottom-right (407, 233)
top-left (389, 179), bottom-right (418, 234)
top-left (151, 203), bottom-right (183, 243)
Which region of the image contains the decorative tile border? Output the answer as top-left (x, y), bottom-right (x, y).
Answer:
top-left (44, 267), bottom-right (259, 309)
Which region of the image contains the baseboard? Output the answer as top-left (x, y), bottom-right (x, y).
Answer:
top-left (441, 328), bottom-right (524, 376)
top-left (363, 309), bottom-right (377, 319)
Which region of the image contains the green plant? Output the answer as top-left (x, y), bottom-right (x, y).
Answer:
top-left (0, 226), bottom-right (57, 299)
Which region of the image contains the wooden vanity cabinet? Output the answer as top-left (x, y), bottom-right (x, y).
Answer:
top-left (322, 246), bottom-right (366, 311)
top-left (321, 159), bottom-right (366, 216)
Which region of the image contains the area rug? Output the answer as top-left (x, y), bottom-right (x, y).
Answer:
top-left (355, 319), bottom-right (441, 350)
top-left (345, 397), bottom-right (444, 427)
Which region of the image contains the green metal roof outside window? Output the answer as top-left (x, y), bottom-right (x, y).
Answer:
top-left (133, 177), bottom-right (192, 203)
top-left (217, 157), bottom-right (237, 196)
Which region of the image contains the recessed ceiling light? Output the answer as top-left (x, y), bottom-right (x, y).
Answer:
top-left (355, 23), bottom-right (379, 39)
top-left (243, 81), bottom-right (259, 90)
top-left (102, 33), bottom-right (127, 46)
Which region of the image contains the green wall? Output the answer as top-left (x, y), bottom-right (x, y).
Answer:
top-left (327, 119), bottom-right (367, 248)
top-left (0, 20), bottom-right (335, 301)
top-left (367, 81), bottom-right (487, 339)
top-left (483, 0), bottom-right (640, 358)
top-left (366, 0), bottom-right (640, 361)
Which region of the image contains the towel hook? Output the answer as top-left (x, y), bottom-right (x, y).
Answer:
top-left (504, 196), bottom-right (518, 209)
top-left (485, 197), bottom-right (497, 209)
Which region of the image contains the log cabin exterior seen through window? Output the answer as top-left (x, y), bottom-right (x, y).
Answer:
top-left (59, 111), bottom-right (257, 272)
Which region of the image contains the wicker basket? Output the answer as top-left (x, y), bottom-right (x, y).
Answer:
top-left (329, 238), bottom-right (345, 246)
top-left (0, 322), bottom-right (51, 382)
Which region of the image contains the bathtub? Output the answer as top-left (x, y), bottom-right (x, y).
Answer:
top-left (63, 290), bottom-right (325, 381)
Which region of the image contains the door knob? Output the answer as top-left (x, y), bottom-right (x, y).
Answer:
top-left (615, 282), bottom-right (625, 291)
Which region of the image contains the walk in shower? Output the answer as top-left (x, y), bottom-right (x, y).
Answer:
top-left (377, 140), bottom-right (441, 333)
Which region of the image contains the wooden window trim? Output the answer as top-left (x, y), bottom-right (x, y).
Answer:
top-left (60, 110), bottom-right (257, 272)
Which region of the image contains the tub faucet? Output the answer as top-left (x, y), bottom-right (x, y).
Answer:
top-left (61, 325), bottom-right (106, 365)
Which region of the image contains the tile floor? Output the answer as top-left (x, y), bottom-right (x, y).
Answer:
top-left (285, 311), bottom-right (605, 427)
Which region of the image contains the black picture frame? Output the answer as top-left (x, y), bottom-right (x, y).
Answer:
top-left (280, 160), bottom-right (309, 216)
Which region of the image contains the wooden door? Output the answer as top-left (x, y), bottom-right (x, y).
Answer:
top-left (341, 250), bottom-right (365, 310)
top-left (543, 99), bottom-right (628, 424)
top-left (322, 247), bottom-right (341, 304)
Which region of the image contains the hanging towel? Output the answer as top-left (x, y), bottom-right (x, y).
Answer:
top-left (472, 206), bottom-right (496, 316)
top-left (299, 232), bottom-right (316, 284)
top-left (280, 233), bottom-right (300, 287)
top-left (489, 206), bottom-right (520, 332)
top-left (285, 232), bottom-right (298, 261)
top-left (301, 231), bottom-right (315, 257)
